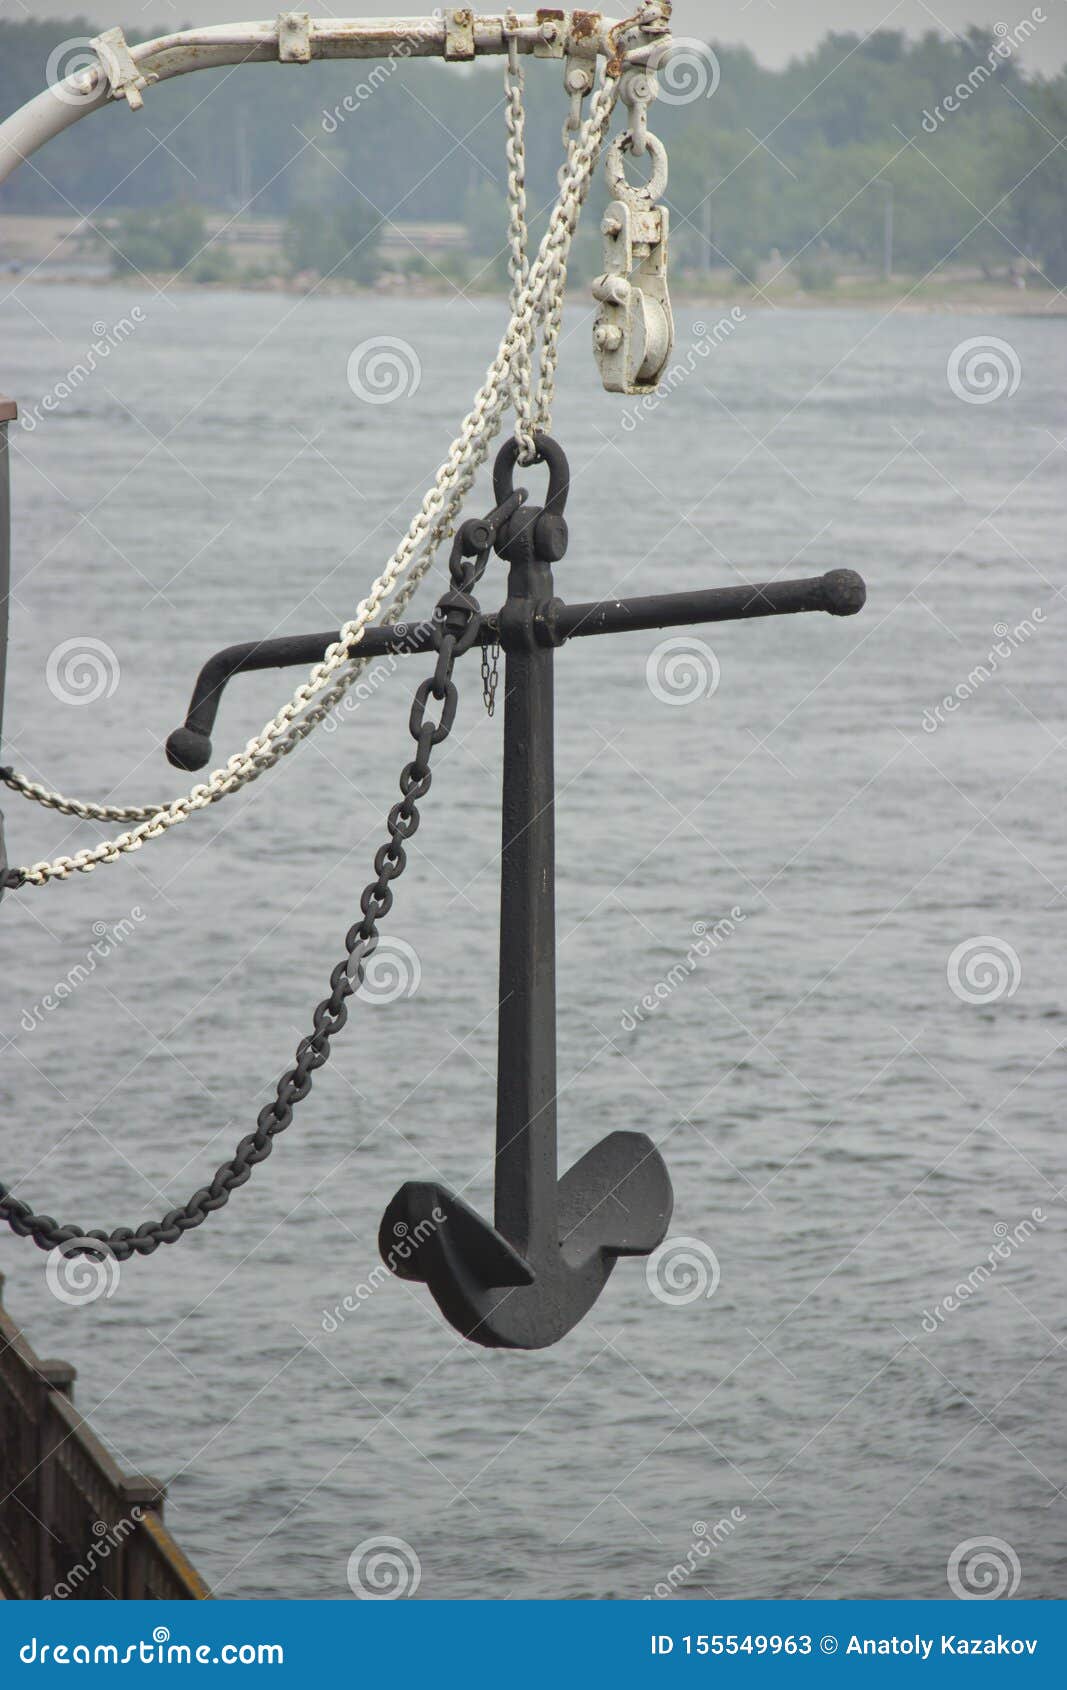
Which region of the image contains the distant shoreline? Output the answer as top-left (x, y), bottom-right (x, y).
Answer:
top-left (6, 271), bottom-right (1066, 316)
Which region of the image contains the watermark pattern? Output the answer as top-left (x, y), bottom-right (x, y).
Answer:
top-left (347, 1536), bottom-right (422, 1599)
top-left (321, 16), bottom-right (443, 131)
top-left (46, 37), bottom-right (108, 108)
top-left (621, 312), bottom-right (746, 433)
top-left (947, 937), bottom-right (1021, 1005)
top-left (19, 310), bottom-right (147, 433)
top-left (947, 1537), bottom-right (1022, 1599)
top-left (948, 336), bottom-right (1022, 405)
top-left (20, 910), bottom-right (147, 1034)
top-left (321, 1209), bottom-right (445, 1332)
top-left (646, 637), bottom-right (721, 706)
top-left (651, 38), bottom-right (722, 105)
top-left (46, 637), bottom-right (121, 707)
top-left (46, 1511), bottom-right (144, 1600)
top-left (621, 912), bottom-right (746, 1032)
top-left (45, 1238), bottom-right (120, 1307)
top-left (646, 1237), bottom-right (721, 1306)
top-left (349, 936), bottom-right (422, 1004)
top-left (347, 336), bottom-right (422, 405)
top-left (645, 1511), bottom-right (747, 1599)
top-left (920, 611), bottom-right (1045, 732)
top-left (921, 11), bottom-right (1047, 131)
top-left (920, 1210), bottom-right (1047, 1334)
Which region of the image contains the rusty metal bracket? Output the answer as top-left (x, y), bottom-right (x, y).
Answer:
top-left (444, 8), bottom-right (477, 60)
top-left (277, 11), bottom-right (313, 64)
top-left (534, 9), bottom-right (568, 57)
top-left (90, 27), bottom-right (155, 111)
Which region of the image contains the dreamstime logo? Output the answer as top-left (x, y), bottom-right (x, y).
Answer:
top-left (46, 638), bottom-right (120, 706)
top-left (349, 936), bottom-right (422, 1004)
top-left (347, 337), bottom-right (422, 405)
top-left (948, 337), bottom-right (1021, 405)
top-left (646, 1237), bottom-right (720, 1306)
top-left (46, 37), bottom-right (108, 107)
top-left (346, 1536), bottom-right (422, 1599)
top-left (947, 937), bottom-right (1021, 1005)
top-left (651, 38), bottom-right (721, 104)
top-left (947, 1537), bottom-right (1022, 1600)
top-left (45, 1238), bottom-right (120, 1307)
top-left (646, 637), bottom-right (720, 706)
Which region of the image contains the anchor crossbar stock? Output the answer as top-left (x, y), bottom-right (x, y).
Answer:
top-left (0, 11), bottom-right (663, 189)
top-left (166, 570), bottom-right (867, 771)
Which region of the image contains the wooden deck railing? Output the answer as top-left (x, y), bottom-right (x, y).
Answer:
top-left (0, 1272), bottom-right (210, 1599)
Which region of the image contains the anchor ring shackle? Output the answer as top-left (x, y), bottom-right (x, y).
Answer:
top-left (492, 433), bottom-right (571, 565)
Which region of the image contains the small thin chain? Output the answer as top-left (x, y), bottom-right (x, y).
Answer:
top-left (480, 638), bottom-right (501, 716)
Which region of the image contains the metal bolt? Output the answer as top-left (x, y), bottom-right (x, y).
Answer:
top-left (595, 323), bottom-right (624, 353)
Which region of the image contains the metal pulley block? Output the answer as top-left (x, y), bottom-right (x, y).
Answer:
top-left (592, 134), bottom-right (674, 395)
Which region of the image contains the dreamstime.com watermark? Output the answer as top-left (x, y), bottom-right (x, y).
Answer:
top-left (347, 1536), bottom-right (422, 1599)
top-left (45, 1511), bottom-right (144, 1600)
top-left (920, 610), bottom-right (1045, 733)
top-left (322, 16), bottom-right (443, 130)
top-left (322, 1209), bottom-right (445, 1332)
top-left (645, 1510), bottom-right (747, 1599)
top-left (20, 311), bottom-right (147, 432)
top-left (921, 11), bottom-right (1046, 132)
top-left (621, 311), bottom-right (747, 433)
top-left (947, 1537), bottom-right (1022, 1599)
top-left (20, 909), bottom-right (146, 1033)
top-left (919, 1210), bottom-right (1046, 1335)
top-left (621, 911), bottom-right (746, 1032)
top-left (18, 1629), bottom-right (284, 1665)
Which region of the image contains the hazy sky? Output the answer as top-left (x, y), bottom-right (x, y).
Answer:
top-left (7, 1), bottom-right (1067, 73)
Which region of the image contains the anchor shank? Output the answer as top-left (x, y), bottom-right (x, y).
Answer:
top-left (494, 551), bottom-right (559, 1264)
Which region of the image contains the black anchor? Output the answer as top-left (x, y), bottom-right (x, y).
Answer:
top-left (150, 432), bottom-right (865, 1351)
top-left (379, 436), bottom-right (675, 1349)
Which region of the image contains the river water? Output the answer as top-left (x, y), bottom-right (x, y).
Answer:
top-left (0, 283), bottom-right (1063, 1600)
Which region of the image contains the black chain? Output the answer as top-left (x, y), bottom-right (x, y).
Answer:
top-left (0, 494), bottom-right (522, 1263)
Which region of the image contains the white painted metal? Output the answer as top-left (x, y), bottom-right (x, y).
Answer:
top-left (0, 13), bottom-right (647, 188)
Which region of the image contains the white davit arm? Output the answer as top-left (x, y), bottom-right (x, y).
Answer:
top-left (0, 10), bottom-right (664, 188)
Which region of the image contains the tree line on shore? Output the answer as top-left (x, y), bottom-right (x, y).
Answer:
top-left (1, 16), bottom-right (1064, 287)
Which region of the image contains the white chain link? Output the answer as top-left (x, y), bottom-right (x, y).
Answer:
top-left (504, 21), bottom-right (536, 464)
top-left (5, 69), bottom-right (624, 888)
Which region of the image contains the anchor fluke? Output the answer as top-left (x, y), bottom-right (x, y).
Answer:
top-left (379, 1131), bottom-right (673, 1351)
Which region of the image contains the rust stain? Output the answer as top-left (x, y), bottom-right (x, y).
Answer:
top-left (571, 11), bottom-right (600, 41)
